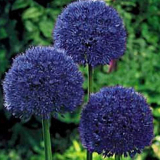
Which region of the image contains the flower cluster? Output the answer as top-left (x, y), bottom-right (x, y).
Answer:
top-left (54, 0), bottom-right (126, 67)
top-left (3, 47), bottom-right (84, 119)
top-left (79, 86), bottom-right (153, 157)
top-left (2, 0), bottom-right (153, 158)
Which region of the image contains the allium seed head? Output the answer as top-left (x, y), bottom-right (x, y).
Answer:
top-left (3, 46), bottom-right (84, 119)
top-left (53, 0), bottom-right (126, 67)
top-left (79, 86), bottom-right (153, 157)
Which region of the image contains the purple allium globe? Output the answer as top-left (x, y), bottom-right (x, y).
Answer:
top-left (53, 0), bottom-right (126, 67)
top-left (3, 46), bottom-right (84, 119)
top-left (79, 86), bottom-right (153, 157)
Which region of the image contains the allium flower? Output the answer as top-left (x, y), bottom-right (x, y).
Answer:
top-left (79, 86), bottom-right (153, 157)
top-left (53, 0), bottom-right (126, 67)
top-left (3, 47), bottom-right (84, 119)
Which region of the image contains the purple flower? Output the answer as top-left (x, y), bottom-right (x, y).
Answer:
top-left (79, 86), bottom-right (153, 157)
top-left (3, 46), bottom-right (84, 119)
top-left (53, 0), bottom-right (126, 67)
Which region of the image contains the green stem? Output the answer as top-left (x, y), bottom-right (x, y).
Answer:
top-left (88, 64), bottom-right (93, 98)
top-left (87, 152), bottom-right (92, 160)
top-left (42, 118), bottom-right (52, 160)
top-left (115, 155), bottom-right (121, 160)
top-left (87, 64), bottom-right (93, 160)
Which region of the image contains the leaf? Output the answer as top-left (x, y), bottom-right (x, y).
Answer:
top-left (0, 49), bottom-right (8, 73)
top-left (12, 0), bottom-right (30, 10)
top-left (39, 20), bottom-right (53, 38)
top-left (0, 18), bottom-right (7, 26)
top-left (0, 28), bottom-right (7, 39)
top-left (154, 136), bottom-right (160, 142)
top-left (153, 107), bottom-right (160, 118)
top-left (152, 143), bottom-right (160, 159)
top-left (25, 20), bottom-right (37, 32)
top-left (22, 7), bottom-right (43, 19)
top-left (73, 140), bottom-right (81, 152)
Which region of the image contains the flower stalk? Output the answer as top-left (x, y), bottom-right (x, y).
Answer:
top-left (115, 155), bottom-right (121, 160)
top-left (87, 64), bottom-right (93, 160)
top-left (42, 118), bottom-right (52, 160)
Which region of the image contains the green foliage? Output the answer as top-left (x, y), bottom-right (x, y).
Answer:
top-left (0, 0), bottom-right (160, 159)
top-left (0, 138), bottom-right (152, 160)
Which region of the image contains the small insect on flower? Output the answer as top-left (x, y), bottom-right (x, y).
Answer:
top-left (2, 46), bottom-right (84, 119)
top-left (53, 0), bottom-right (126, 67)
top-left (79, 86), bottom-right (153, 158)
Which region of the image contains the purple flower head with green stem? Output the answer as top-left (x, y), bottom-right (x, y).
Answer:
top-left (53, 0), bottom-right (126, 67)
top-left (80, 86), bottom-right (154, 158)
top-left (2, 46), bottom-right (84, 119)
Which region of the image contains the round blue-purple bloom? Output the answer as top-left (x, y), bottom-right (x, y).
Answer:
top-left (53, 0), bottom-right (126, 67)
top-left (80, 86), bottom-right (153, 157)
top-left (3, 46), bottom-right (84, 119)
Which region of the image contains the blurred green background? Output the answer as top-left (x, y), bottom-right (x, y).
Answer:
top-left (0, 0), bottom-right (160, 159)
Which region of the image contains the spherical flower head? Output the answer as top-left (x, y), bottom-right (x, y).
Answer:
top-left (53, 0), bottom-right (126, 67)
top-left (3, 46), bottom-right (84, 119)
top-left (79, 86), bottom-right (153, 158)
